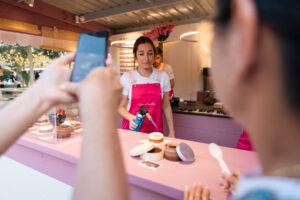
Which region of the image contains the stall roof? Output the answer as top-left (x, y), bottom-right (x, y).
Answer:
top-left (40, 0), bottom-right (215, 33)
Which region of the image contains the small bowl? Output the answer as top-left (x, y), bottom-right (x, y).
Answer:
top-left (164, 143), bottom-right (180, 161)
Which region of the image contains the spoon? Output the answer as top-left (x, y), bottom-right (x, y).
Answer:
top-left (208, 143), bottom-right (231, 175)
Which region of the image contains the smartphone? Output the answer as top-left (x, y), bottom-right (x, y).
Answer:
top-left (70, 29), bottom-right (109, 82)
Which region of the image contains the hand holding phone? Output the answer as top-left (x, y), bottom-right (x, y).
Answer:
top-left (71, 30), bottom-right (109, 82)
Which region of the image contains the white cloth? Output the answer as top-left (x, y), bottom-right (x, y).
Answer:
top-left (230, 168), bottom-right (300, 200)
top-left (120, 67), bottom-right (171, 110)
top-left (156, 63), bottom-right (174, 80)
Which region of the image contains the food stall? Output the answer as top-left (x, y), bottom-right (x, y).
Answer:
top-left (0, 1), bottom-right (254, 199)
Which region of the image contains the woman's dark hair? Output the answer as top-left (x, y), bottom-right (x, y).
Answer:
top-left (133, 36), bottom-right (156, 58)
top-left (156, 47), bottom-right (163, 56)
top-left (214, 0), bottom-right (300, 111)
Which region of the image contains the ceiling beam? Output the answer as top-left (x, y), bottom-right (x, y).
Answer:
top-left (115, 16), bottom-right (209, 34)
top-left (83, 0), bottom-right (183, 22)
top-left (0, 17), bottom-right (41, 35)
top-left (1, 0), bottom-right (110, 32)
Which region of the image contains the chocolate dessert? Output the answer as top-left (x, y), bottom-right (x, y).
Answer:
top-left (56, 125), bottom-right (71, 138)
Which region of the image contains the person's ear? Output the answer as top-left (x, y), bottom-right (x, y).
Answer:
top-left (230, 0), bottom-right (258, 81)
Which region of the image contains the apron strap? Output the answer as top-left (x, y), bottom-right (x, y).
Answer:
top-left (162, 63), bottom-right (166, 71)
top-left (128, 71), bottom-right (136, 83)
top-left (156, 70), bottom-right (162, 82)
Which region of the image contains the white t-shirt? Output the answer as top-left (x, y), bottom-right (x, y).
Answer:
top-left (156, 63), bottom-right (174, 80)
top-left (120, 67), bottom-right (171, 110)
top-left (231, 168), bottom-right (300, 200)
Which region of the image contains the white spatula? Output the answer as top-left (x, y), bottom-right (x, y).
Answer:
top-left (208, 143), bottom-right (231, 175)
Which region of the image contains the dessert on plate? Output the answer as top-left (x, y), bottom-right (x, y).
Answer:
top-left (56, 125), bottom-right (71, 138)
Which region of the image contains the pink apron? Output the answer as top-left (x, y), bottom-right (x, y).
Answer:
top-left (122, 71), bottom-right (163, 133)
top-left (236, 130), bottom-right (253, 151)
top-left (161, 64), bottom-right (174, 99)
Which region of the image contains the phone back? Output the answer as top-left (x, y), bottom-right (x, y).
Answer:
top-left (71, 30), bottom-right (108, 82)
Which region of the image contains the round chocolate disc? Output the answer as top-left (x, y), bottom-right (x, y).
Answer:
top-left (176, 143), bottom-right (195, 162)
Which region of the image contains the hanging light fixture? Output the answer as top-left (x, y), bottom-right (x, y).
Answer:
top-left (179, 31), bottom-right (200, 42)
top-left (75, 15), bottom-right (85, 24)
top-left (111, 40), bottom-right (135, 49)
top-left (27, 0), bottom-right (34, 7)
top-left (18, 0), bottom-right (35, 7)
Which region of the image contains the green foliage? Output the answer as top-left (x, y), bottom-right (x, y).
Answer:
top-left (0, 42), bottom-right (64, 66)
top-left (1, 68), bottom-right (11, 81)
top-left (18, 71), bottom-right (30, 86)
top-left (33, 48), bottom-right (63, 59)
top-left (0, 42), bottom-right (65, 86)
top-left (0, 43), bottom-right (28, 69)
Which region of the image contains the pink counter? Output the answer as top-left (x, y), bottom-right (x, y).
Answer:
top-left (5, 129), bottom-right (259, 200)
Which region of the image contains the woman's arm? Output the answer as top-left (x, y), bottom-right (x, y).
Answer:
top-left (0, 85), bottom-right (48, 154)
top-left (170, 79), bottom-right (175, 88)
top-left (62, 67), bottom-right (129, 200)
top-left (166, 64), bottom-right (175, 88)
top-left (118, 95), bottom-right (137, 129)
top-left (118, 95), bottom-right (130, 120)
top-left (0, 54), bottom-right (76, 154)
top-left (162, 92), bottom-right (175, 137)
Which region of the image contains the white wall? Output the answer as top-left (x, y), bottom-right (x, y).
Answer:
top-left (110, 46), bottom-right (120, 72)
top-left (110, 21), bottom-right (214, 100)
top-left (164, 40), bottom-right (202, 100)
top-left (0, 156), bottom-right (73, 200)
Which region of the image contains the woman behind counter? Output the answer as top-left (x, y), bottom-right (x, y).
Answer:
top-left (154, 47), bottom-right (175, 99)
top-left (118, 36), bottom-right (175, 137)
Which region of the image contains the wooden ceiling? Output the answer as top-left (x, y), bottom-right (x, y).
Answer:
top-left (40, 0), bottom-right (215, 33)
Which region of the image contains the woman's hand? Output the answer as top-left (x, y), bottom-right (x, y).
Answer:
top-left (128, 114), bottom-right (137, 130)
top-left (162, 92), bottom-right (175, 137)
top-left (61, 67), bottom-right (122, 109)
top-left (168, 130), bottom-right (175, 138)
top-left (184, 183), bottom-right (210, 200)
top-left (33, 53), bottom-right (77, 109)
top-left (221, 170), bottom-right (241, 195)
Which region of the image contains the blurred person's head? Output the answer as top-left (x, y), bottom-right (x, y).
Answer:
top-left (154, 47), bottom-right (163, 67)
top-left (35, 71), bottom-right (40, 80)
top-left (133, 36), bottom-right (156, 70)
top-left (211, 0), bottom-right (300, 167)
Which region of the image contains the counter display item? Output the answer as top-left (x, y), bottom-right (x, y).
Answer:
top-left (36, 115), bottom-right (49, 125)
top-left (130, 134), bottom-right (195, 163)
top-left (49, 109), bottom-right (66, 126)
top-left (56, 125), bottom-right (72, 139)
top-left (176, 143), bottom-right (195, 162)
top-left (38, 124), bottom-right (54, 134)
top-left (26, 104), bottom-right (82, 144)
top-left (140, 147), bottom-right (164, 162)
top-left (148, 132), bottom-right (164, 143)
top-left (164, 143), bottom-right (180, 161)
top-left (172, 101), bottom-right (229, 118)
top-left (0, 88), bottom-right (25, 102)
top-left (138, 161), bottom-right (161, 170)
top-left (130, 142), bottom-right (164, 162)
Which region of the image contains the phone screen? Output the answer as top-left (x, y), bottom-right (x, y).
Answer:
top-left (71, 30), bottom-right (109, 82)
